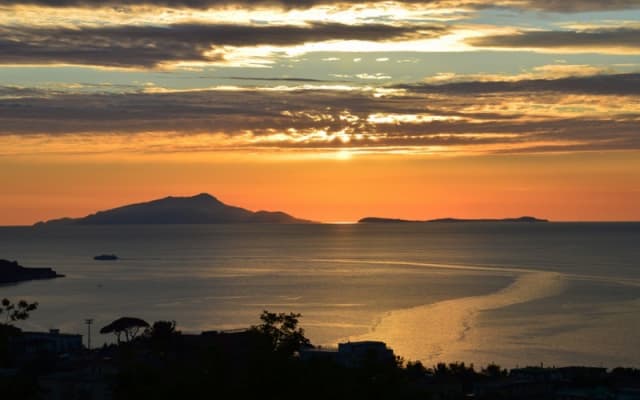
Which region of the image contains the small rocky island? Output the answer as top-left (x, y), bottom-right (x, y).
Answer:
top-left (359, 216), bottom-right (549, 223)
top-left (0, 259), bottom-right (64, 284)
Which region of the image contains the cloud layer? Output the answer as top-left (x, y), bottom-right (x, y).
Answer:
top-left (0, 22), bottom-right (434, 68)
top-left (3, 0), bottom-right (640, 12)
top-left (468, 27), bottom-right (640, 53)
top-left (397, 73), bottom-right (640, 95)
top-left (2, 0), bottom-right (639, 157)
top-left (2, 73), bottom-right (639, 155)
top-left (2, 1), bottom-right (638, 69)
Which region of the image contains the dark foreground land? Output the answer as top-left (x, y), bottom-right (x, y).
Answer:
top-left (1, 311), bottom-right (639, 400)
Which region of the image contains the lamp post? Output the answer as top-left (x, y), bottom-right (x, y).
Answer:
top-left (84, 318), bottom-right (94, 350)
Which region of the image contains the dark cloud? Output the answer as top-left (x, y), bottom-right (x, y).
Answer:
top-left (1, 72), bottom-right (639, 154)
top-left (2, 0), bottom-right (640, 12)
top-left (512, 0), bottom-right (640, 12)
top-left (467, 28), bottom-right (640, 52)
top-left (0, 22), bottom-right (437, 68)
top-left (0, 88), bottom-right (385, 134)
top-left (0, 0), bottom-right (347, 7)
top-left (0, 85), bottom-right (46, 97)
top-left (0, 0), bottom-right (440, 8)
top-left (396, 73), bottom-right (640, 95)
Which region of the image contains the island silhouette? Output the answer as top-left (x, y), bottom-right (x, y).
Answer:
top-left (32, 193), bottom-right (549, 226)
top-left (0, 259), bottom-right (64, 284)
top-left (358, 216), bottom-right (548, 223)
top-left (34, 193), bottom-right (313, 226)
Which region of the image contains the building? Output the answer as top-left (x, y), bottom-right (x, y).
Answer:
top-left (11, 329), bottom-right (83, 360)
top-left (299, 340), bottom-right (396, 368)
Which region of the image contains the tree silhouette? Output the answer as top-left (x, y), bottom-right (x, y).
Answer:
top-left (251, 310), bottom-right (311, 356)
top-left (145, 320), bottom-right (178, 339)
top-left (100, 317), bottom-right (149, 344)
top-left (0, 298), bottom-right (38, 368)
top-left (482, 363), bottom-right (507, 378)
top-left (144, 320), bottom-right (180, 355)
top-left (0, 298), bottom-right (38, 325)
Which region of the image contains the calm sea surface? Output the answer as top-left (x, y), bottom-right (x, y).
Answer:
top-left (1, 223), bottom-right (639, 367)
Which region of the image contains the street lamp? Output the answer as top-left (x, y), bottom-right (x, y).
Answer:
top-left (84, 318), bottom-right (94, 350)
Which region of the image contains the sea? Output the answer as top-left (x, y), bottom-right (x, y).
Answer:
top-left (1, 223), bottom-right (639, 368)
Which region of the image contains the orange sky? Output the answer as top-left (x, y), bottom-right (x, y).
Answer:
top-left (1, 151), bottom-right (639, 225)
top-left (2, 1), bottom-right (640, 225)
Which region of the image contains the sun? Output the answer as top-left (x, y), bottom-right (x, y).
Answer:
top-left (336, 149), bottom-right (353, 161)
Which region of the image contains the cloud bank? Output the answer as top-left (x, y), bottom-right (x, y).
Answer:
top-left (2, 0), bottom-right (640, 12)
top-left (2, 73), bottom-right (639, 155)
top-left (0, 22), bottom-right (435, 68)
top-left (397, 73), bottom-right (640, 95)
top-left (468, 28), bottom-right (640, 54)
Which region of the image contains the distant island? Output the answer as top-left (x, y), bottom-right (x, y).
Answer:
top-left (0, 259), bottom-right (64, 284)
top-left (358, 216), bottom-right (549, 223)
top-left (31, 194), bottom-right (549, 226)
top-left (34, 193), bottom-right (313, 226)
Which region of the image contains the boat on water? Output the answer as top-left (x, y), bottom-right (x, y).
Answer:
top-left (93, 254), bottom-right (118, 261)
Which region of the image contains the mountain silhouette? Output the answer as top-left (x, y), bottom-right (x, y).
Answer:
top-left (35, 193), bottom-right (313, 225)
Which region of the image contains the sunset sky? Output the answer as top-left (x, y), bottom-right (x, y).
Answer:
top-left (1, 0), bottom-right (639, 224)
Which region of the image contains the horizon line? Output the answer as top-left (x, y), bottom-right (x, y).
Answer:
top-left (3, 220), bottom-right (640, 228)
